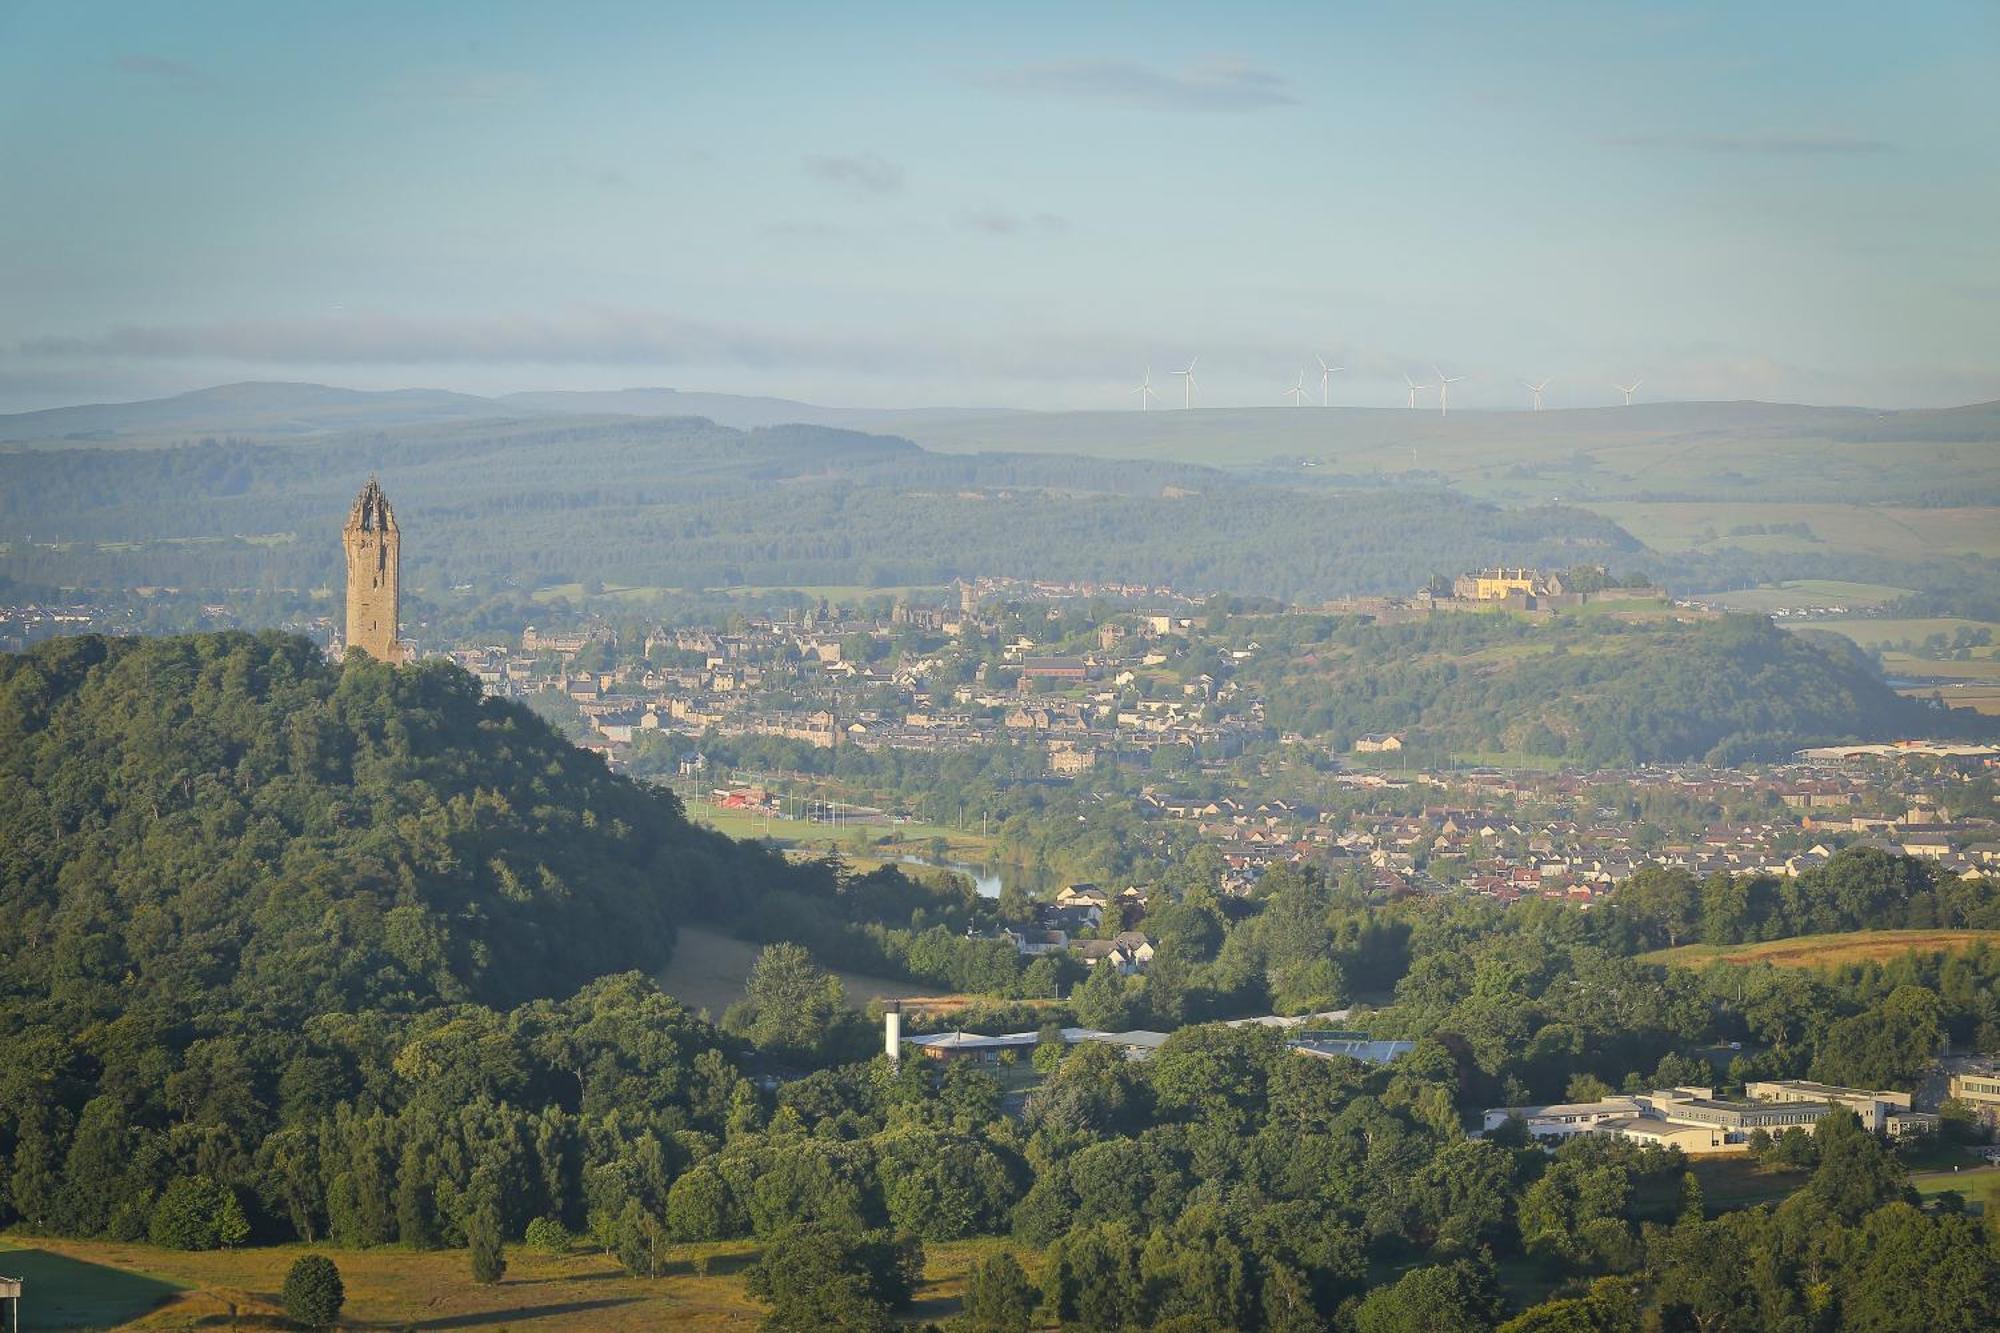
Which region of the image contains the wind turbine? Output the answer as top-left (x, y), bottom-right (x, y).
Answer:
top-left (1315, 354), bottom-right (1344, 406)
top-left (1134, 367), bottom-right (1160, 410)
top-left (1285, 370), bottom-right (1311, 406)
top-left (1404, 373), bottom-right (1430, 409)
top-left (1434, 365), bottom-right (1466, 416)
top-left (1172, 358), bottom-right (1198, 409)
top-left (1520, 378), bottom-right (1551, 411)
top-left (1614, 378), bottom-right (1643, 406)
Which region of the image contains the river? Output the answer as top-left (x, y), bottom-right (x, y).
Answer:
top-left (895, 855), bottom-right (1063, 901)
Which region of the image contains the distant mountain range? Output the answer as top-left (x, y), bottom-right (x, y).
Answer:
top-left (3, 380), bottom-right (1997, 506)
top-left (8, 379), bottom-right (1998, 451)
top-left (496, 387), bottom-right (1027, 433)
top-left (0, 381), bottom-right (1023, 448)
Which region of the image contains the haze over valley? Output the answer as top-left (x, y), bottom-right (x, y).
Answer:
top-left (4, 4), bottom-right (1999, 1330)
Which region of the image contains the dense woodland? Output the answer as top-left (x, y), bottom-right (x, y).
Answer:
top-left (0, 418), bottom-right (1660, 602)
top-left (1, 635), bottom-right (1996, 1329)
top-left (7, 413), bottom-right (2000, 627)
top-left (1242, 612), bottom-right (1965, 765)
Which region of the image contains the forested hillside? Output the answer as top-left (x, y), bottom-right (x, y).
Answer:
top-left (0, 636), bottom-right (1994, 1326)
top-left (1249, 612), bottom-right (1968, 763)
top-left (0, 419), bottom-right (1637, 601)
top-left (0, 632), bottom-right (776, 1014)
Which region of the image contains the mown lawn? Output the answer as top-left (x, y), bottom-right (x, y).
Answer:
top-left (656, 924), bottom-right (936, 1020)
top-left (1913, 1164), bottom-right (2000, 1215)
top-left (0, 1233), bottom-right (1031, 1330)
top-left (1637, 929), bottom-right (2000, 971)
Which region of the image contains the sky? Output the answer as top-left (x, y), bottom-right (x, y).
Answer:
top-left (1, 0), bottom-right (1996, 413)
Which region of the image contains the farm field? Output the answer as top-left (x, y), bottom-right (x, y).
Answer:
top-left (528, 581), bottom-right (671, 604)
top-left (1783, 616), bottom-right (2000, 713)
top-left (893, 402), bottom-right (2000, 508)
top-left (686, 803), bottom-right (994, 865)
top-left (655, 924), bottom-right (934, 1019)
top-left (1638, 929), bottom-right (2000, 971)
top-left (0, 1232), bottom-right (1028, 1330)
top-left (708, 582), bottom-right (949, 602)
top-left (1591, 501), bottom-right (2000, 561)
top-left (1793, 617), bottom-right (2000, 650)
top-left (1899, 682), bottom-right (2000, 715)
top-left (1698, 580), bottom-right (1913, 614)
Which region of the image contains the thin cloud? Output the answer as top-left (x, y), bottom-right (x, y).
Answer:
top-left (802, 152), bottom-right (904, 195)
top-left (1603, 131), bottom-right (1893, 156)
top-left (14, 309), bottom-right (1001, 377)
top-left (977, 58), bottom-right (1295, 113)
top-left (763, 220), bottom-right (850, 240)
top-left (10, 308), bottom-right (1150, 385)
top-left (953, 207), bottom-right (1069, 236)
top-left (115, 54), bottom-right (206, 86)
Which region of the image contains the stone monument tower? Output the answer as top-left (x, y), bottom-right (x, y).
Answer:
top-left (342, 478), bottom-right (407, 663)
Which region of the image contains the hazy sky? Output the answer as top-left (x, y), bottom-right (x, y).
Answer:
top-left (2, 1), bottom-right (1995, 412)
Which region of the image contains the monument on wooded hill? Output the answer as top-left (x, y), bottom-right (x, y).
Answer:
top-left (342, 478), bottom-right (408, 663)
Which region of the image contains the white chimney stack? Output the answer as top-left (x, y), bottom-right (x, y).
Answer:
top-left (885, 1003), bottom-right (903, 1063)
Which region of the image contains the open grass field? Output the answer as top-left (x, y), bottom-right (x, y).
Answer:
top-left (707, 583), bottom-right (948, 602)
top-left (687, 804), bottom-right (995, 865)
top-left (528, 581), bottom-right (674, 604)
top-left (1698, 580), bottom-right (1913, 614)
top-left (0, 1232), bottom-right (1033, 1330)
top-left (1687, 1158), bottom-right (1812, 1212)
top-left (1592, 501), bottom-right (2000, 561)
top-left (1784, 618), bottom-right (2000, 713)
top-left (1913, 1164), bottom-right (2000, 1215)
top-left (1638, 929), bottom-right (2000, 971)
top-left (1899, 683), bottom-right (2000, 715)
top-left (656, 924), bottom-right (934, 1019)
top-left (1792, 617), bottom-right (2000, 649)
top-left (893, 401), bottom-right (2000, 508)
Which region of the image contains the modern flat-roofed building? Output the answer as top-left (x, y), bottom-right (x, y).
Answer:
top-left (1592, 1115), bottom-right (1734, 1154)
top-left (1481, 1095), bottom-right (1650, 1142)
top-left (1483, 1086), bottom-right (1842, 1155)
top-left (1744, 1079), bottom-right (1915, 1133)
top-left (907, 1024), bottom-right (1173, 1065)
top-left (1949, 1066), bottom-right (2000, 1127)
top-left (1662, 1094), bottom-right (1830, 1136)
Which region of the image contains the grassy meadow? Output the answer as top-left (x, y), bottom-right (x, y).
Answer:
top-left (1785, 615), bottom-right (2000, 713)
top-left (894, 402), bottom-right (2000, 505)
top-left (12, 1163), bottom-right (1987, 1330)
top-left (0, 1232), bottom-right (1035, 1330)
top-left (655, 925), bottom-right (935, 1020)
top-left (1592, 502), bottom-right (2000, 561)
top-left (685, 803), bottom-right (994, 864)
top-left (1698, 580), bottom-right (1913, 614)
top-left (1638, 929), bottom-right (2000, 971)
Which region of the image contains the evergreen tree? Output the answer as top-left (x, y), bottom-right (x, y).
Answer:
top-left (281, 1254), bottom-right (345, 1329)
top-left (394, 1145), bottom-right (441, 1249)
top-left (468, 1198), bottom-right (507, 1284)
top-left (960, 1250), bottom-right (1035, 1332)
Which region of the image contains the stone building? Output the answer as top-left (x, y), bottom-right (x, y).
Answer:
top-left (343, 478), bottom-right (408, 663)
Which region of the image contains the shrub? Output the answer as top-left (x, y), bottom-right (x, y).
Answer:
top-left (962, 1250), bottom-right (1035, 1331)
top-left (149, 1176), bottom-right (245, 1251)
top-left (281, 1254), bottom-right (345, 1329)
top-left (524, 1216), bottom-right (571, 1254)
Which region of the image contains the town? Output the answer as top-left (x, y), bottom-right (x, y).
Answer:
top-left (386, 574), bottom-right (2000, 923)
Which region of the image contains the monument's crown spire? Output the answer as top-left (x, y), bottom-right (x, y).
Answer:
top-left (347, 477), bottom-right (396, 534)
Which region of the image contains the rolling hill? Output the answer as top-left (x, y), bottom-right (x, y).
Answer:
top-left (4, 382), bottom-right (1996, 620)
top-left (0, 381), bottom-right (540, 448)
